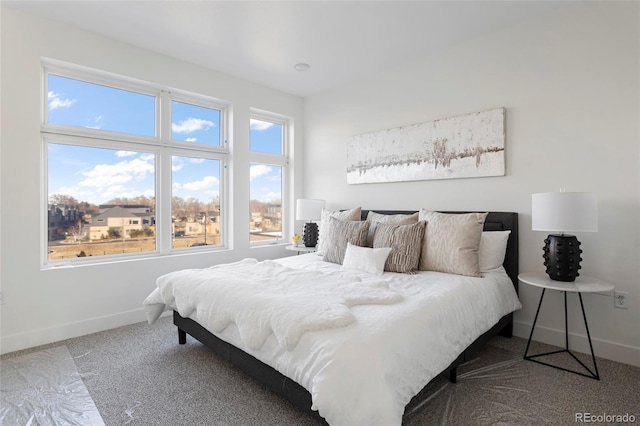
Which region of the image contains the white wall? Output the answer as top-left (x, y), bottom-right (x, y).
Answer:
top-left (303, 2), bottom-right (640, 366)
top-left (0, 7), bottom-right (303, 353)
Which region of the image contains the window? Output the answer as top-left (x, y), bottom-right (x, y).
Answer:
top-left (249, 114), bottom-right (288, 244)
top-left (48, 74), bottom-right (155, 136)
top-left (171, 100), bottom-right (221, 146)
top-left (250, 118), bottom-right (283, 154)
top-left (171, 155), bottom-right (222, 248)
top-left (47, 143), bottom-right (156, 258)
top-left (43, 60), bottom-right (228, 265)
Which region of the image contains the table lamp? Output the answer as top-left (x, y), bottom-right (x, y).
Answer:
top-left (296, 199), bottom-right (326, 247)
top-left (531, 192), bottom-right (598, 282)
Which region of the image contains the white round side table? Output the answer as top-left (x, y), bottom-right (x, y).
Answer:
top-left (285, 245), bottom-right (317, 255)
top-left (518, 272), bottom-right (614, 380)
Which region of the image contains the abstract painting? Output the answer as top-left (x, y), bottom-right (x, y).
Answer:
top-left (346, 108), bottom-right (505, 184)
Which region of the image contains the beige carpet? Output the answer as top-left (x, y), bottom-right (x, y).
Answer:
top-left (2, 316), bottom-right (638, 425)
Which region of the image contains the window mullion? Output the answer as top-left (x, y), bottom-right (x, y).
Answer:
top-left (157, 148), bottom-right (172, 254)
top-left (157, 92), bottom-right (172, 254)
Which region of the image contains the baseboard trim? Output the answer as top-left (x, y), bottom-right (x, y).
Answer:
top-left (1, 308), bottom-right (150, 355)
top-left (513, 320), bottom-right (640, 368)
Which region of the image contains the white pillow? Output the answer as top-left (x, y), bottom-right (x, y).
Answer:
top-left (342, 243), bottom-right (392, 275)
top-left (479, 231), bottom-right (511, 272)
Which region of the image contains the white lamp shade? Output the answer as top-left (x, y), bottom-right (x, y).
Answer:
top-left (296, 199), bottom-right (326, 221)
top-left (531, 192), bottom-right (598, 232)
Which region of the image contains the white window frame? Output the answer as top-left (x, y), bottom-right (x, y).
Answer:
top-left (40, 59), bottom-right (229, 267)
top-left (249, 109), bottom-right (290, 247)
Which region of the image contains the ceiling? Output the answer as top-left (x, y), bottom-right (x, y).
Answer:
top-left (4, 1), bottom-right (565, 97)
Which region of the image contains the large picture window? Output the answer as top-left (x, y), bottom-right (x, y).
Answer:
top-left (43, 60), bottom-right (228, 265)
top-left (47, 143), bottom-right (156, 259)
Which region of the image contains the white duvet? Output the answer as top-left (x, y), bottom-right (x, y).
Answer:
top-left (144, 258), bottom-right (402, 351)
top-left (143, 254), bottom-right (521, 426)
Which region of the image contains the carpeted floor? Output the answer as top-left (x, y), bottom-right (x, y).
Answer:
top-left (2, 316), bottom-right (639, 425)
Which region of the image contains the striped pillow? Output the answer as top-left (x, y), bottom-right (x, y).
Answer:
top-left (365, 211), bottom-right (419, 247)
top-left (317, 207), bottom-right (362, 256)
top-left (372, 221), bottom-right (426, 273)
top-left (322, 217), bottom-right (370, 265)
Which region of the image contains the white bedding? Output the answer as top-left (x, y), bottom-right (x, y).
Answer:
top-left (144, 258), bottom-right (402, 351)
top-left (144, 254), bottom-right (521, 426)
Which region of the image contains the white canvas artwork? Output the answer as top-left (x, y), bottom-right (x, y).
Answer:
top-left (346, 108), bottom-right (505, 184)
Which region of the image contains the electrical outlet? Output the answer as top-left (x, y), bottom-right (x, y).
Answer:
top-left (614, 291), bottom-right (628, 309)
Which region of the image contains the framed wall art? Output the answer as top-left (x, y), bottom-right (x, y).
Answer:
top-left (346, 108), bottom-right (505, 184)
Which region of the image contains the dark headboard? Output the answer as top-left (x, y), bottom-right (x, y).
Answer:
top-left (361, 210), bottom-right (519, 293)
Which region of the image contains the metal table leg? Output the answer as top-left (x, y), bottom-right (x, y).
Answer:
top-left (524, 289), bottom-right (600, 380)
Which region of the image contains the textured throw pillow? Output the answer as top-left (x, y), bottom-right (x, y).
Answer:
top-left (365, 211), bottom-right (419, 247)
top-left (342, 243), bottom-right (392, 275)
top-left (418, 210), bottom-right (488, 277)
top-left (317, 207), bottom-right (362, 256)
top-left (322, 217), bottom-right (370, 265)
top-left (372, 221), bottom-right (426, 274)
top-left (479, 231), bottom-right (511, 272)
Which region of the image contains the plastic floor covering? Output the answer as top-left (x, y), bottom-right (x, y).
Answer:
top-left (0, 346), bottom-right (104, 425)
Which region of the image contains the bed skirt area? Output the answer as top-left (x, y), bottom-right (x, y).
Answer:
top-left (173, 310), bottom-right (513, 423)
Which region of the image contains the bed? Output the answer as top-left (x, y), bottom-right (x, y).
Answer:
top-left (144, 210), bottom-right (520, 425)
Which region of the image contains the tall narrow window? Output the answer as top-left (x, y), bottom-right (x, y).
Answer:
top-left (249, 163), bottom-right (283, 242)
top-left (171, 156), bottom-right (222, 248)
top-left (249, 114), bottom-right (288, 244)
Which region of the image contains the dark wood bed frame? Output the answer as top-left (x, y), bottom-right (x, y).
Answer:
top-left (173, 210), bottom-right (518, 423)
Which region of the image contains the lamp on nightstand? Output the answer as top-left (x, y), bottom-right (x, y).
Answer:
top-left (296, 199), bottom-right (326, 247)
top-left (531, 191), bottom-right (598, 282)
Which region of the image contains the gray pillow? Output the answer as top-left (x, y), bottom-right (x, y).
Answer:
top-left (317, 207), bottom-right (362, 256)
top-left (372, 221), bottom-right (426, 273)
top-left (365, 211), bottom-right (419, 247)
top-left (418, 210), bottom-right (488, 277)
top-left (322, 217), bottom-right (370, 265)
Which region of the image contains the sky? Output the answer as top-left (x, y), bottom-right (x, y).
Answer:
top-left (47, 74), bottom-right (283, 206)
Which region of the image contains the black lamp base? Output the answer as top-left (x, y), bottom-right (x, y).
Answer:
top-left (542, 234), bottom-right (583, 282)
top-left (302, 222), bottom-right (319, 247)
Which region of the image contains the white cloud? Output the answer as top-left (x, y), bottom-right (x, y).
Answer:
top-left (182, 176), bottom-right (219, 191)
top-left (78, 157), bottom-right (154, 189)
top-left (48, 91), bottom-right (76, 111)
top-left (52, 153), bottom-right (155, 205)
top-left (142, 188), bottom-right (155, 198)
top-left (189, 158), bottom-right (206, 164)
top-left (250, 164), bottom-right (272, 181)
top-left (172, 158), bottom-right (184, 172)
top-left (86, 115), bottom-right (103, 129)
top-left (172, 118), bottom-right (214, 134)
top-left (185, 137), bottom-right (197, 142)
top-left (261, 191), bottom-right (282, 202)
top-left (250, 119), bottom-right (274, 131)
